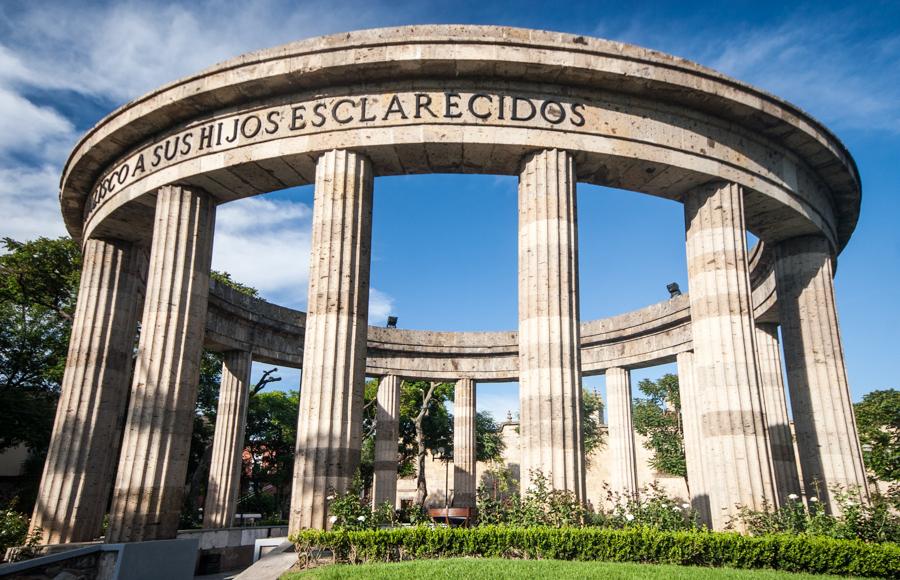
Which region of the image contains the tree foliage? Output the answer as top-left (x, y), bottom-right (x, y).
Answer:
top-left (633, 373), bottom-right (686, 480)
top-left (854, 389), bottom-right (900, 481)
top-left (183, 272), bottom-right (261, 524)
top-left (582, 388), bottom-right (606, 460)
top-left (242, 389), bottom-right (299, 517)
top-left (0, 237), bottom-right (80, 457)
top-left (360, 377), bottom-right (507, 504)
top-left (476, 411), bottom-right (505, 463)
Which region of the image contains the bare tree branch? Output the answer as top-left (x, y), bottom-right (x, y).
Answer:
top-left (250, 368), bottom-right (281, 396)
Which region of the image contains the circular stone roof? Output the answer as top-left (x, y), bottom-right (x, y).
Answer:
top-left (60, 25), bottom-right (861, 253)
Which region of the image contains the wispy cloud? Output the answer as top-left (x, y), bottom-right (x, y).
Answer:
top-left (0, 0), bottom-right (400, 242)
top-left (212, 196), bottom-right (313, 307)
top-left (213, 195), bottom-right (396, 320)
top-left (600, 9), bottom-right (900, 134)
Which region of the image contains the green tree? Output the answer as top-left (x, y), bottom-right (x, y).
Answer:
top-left (476, 411), bottom-right (505, 463)
top-left (182, 271), bottom-right (262, 525)
top-left (854, 389), bottom-right (900, 481)
top-left (582, 387), bottom-right (606, 461)
top-left (242, 389), bottom-right (299, 518)
top-left (0, 237), bottom-right (81, 512)
top-left (0, 237), bottom-right (80, 457)
top-left (633, 373), bottom-right (686, 483)
top-left (360, 378), bottom-right (507, 504)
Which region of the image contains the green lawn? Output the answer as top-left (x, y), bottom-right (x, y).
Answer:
top-left (283, 558), bottom-right (865, 579)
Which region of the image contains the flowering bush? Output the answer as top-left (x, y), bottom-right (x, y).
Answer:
top-left (592, 482), bottom-right (701, 532)
top-left (327, 473), bottom-right (401, 530)
top-left (478, 473), bottom-right (697, 531)
top-left (477, 470), bottom-right (587, 527)
top-left (731, 483), bottom-right (900, 543)
top-left (0, 506), bottom-right (41, 562)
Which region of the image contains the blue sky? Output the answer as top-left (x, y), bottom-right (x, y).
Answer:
top-left (1, 0), bottom-right (898, 420)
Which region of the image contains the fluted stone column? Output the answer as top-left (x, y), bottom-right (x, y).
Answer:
top-left (755, 323), bottom-right (802, 503)
top-left (290, 150), bottom-right (373, 531)
top-left (518, 148), bottom-right (585, 500)
top-left (106, 185), bottom-right (216, 543)
top-left (453, 378), bottom-right (477, 508)
top-left (775, 235), bottom-right (868, 510)
top-left (29, 239), bottom-right (145, 544)
top-left (677, 351), bottom-right (711, 526)
top-left (606, 368), bottom-right (638, 498)
top-left (684, 181), bottom-right (776, 529)
top-left (372, 375), bottom-right (401, 508)
top-left (204, 350), bottom-right (252, 528)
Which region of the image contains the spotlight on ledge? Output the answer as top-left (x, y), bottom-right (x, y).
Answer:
top-left (386, 315), bottom-right (398, 328)
top-left (667, 283), bottom-right (682, 298)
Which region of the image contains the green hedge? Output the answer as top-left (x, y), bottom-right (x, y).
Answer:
top-left (291, 526), bottom-right (900, 578)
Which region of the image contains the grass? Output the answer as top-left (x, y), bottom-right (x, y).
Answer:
top-left (282, 558), bottom-right (866, 579)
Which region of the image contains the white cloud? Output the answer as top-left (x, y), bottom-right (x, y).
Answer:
top-left (1, 1), bottom-right (389, 103)
top-left (212, 195), bottom-right (396, 317)
top-left (0, 164), bottom-right (69, 240)
top-left (0, 88), bottom-right (75, 158)
top-left (368, 288), bottom-right (395, 325)
top-left (601, 10), bottom-right (900, 134)
top-left (0, 0), bottom-right (401, 245)
top-left (212, 196), bottom-right (313, 307)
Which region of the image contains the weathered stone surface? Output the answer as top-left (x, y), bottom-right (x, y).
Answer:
top-left (684, 181), bottom-right (776, 530)
top-left (106, 185), bottom-right (216, 542)
top-left (755, 323), bottom-right (802, 503)
top-left (372, 375), bottom-right (401, 508)
top-left (775, 235), bottom-right (868, 510)
top-left (290, 150), bottom-right (373, 532)
top-left (204, 350), bottom-right (253, 528)
top-left (204, 277), bottom-right (306, 367)
top-left (518, 149), bottom-right (585, 499)
top-left (677, 351), bottom-right (711, 526)
top-left (606, 367), bottom-right (638, 497)
top-left (30, 238), bottom-right (146, 544)
top-left (44, 25), bottom-right (869, 546)
top-left (453, 378), bottom-right (477, 508)
top-left (205, 242), bottom-right (775, 381)
top-left (59, 27), bottom-right (858, 256)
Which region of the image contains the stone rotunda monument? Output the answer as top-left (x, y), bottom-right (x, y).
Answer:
top-left (31, 25), bottom-right (866, 548)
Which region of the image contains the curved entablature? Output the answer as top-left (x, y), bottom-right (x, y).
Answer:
top-left (204, 243), bottom-right (778, 381)
top-left (62, 26), bottom-right (859, 253)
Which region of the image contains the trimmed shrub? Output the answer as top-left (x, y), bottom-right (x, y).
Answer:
top-left (291, 526), bottom-right (900, 578)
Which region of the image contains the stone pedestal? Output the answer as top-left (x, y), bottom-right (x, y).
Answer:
top-left (683, 181), bottom-right (776, 529)
top-left (676, 351), bottom-right (711, 526)
top-left (106, 185), bottom-right (216, 542)
top-left (755, 323), bottom-right (802, 503)
top-left (453, 378), bottom-right (477, 508)
top-left (204, 350), bottom-right (253, 528)
top-left (30, 238), bottom-right (146, 544)
top-left (290, 149), bottom-right (373, 531)
top-left (372, 375), bottom-right (401, 508)
top-left (606, 367), bottom-right (638, 498)
top-left (775, 235), bottom-right (868, 510)
top-left (517, 148), bottom-right (585, 499)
